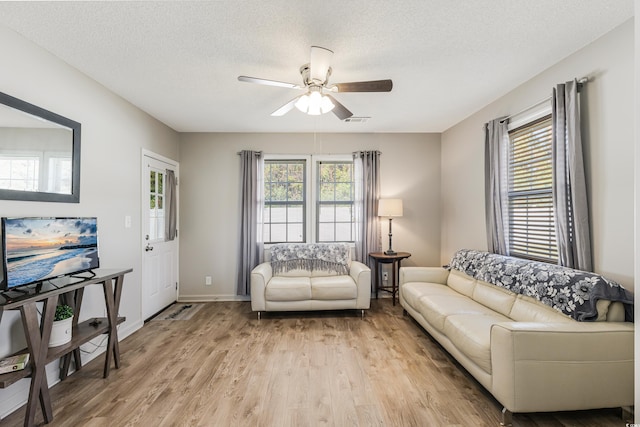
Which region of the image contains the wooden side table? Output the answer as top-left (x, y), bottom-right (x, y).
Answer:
top-left (369, 252), bottom-right (411, 305)
top-left (0, 268), bottom-right (131, 427)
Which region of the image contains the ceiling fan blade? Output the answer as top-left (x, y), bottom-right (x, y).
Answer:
top-left (238, 75), bottom-right (300, 89)
top-left (325, 94), bottom-right (353, 120)
top-left (333, 79), bottom-right (393, 92)
top-left (309, 46), bottom-right (333, 84)
top-left (271, 95), bottom-right (303, 116)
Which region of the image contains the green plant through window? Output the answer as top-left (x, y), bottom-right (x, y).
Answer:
top-left (317, 161), bottom-right (355, 242)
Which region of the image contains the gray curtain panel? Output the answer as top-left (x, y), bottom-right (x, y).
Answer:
top-left (484, 118), bottom-right (509, 255)
top-left (353, 150), bottom-right (381, 270)
top-left (552, 80), bottom-right (593, 271)
top-left (164, 169), bottom-right (177, 241)
top-left (236, 150), bottom-right (264, 296)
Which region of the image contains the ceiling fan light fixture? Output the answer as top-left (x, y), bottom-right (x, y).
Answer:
top-left (295, 94), bottom-right (310, 112)
top-left (320, 95), bottom-right (335, 114)
top-left (294, 90), bottom-right (334, 116)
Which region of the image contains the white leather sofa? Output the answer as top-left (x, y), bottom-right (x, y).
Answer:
top-left (400, 249), bottom-right (634, 425)
top-left (250, 243), bottom-right (371, 318)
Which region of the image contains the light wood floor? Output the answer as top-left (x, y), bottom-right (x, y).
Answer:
top-left (3, 299), bottom-right (626, 426)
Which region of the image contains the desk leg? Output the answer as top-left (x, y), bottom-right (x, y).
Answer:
top-left (21, 296), bottom-right (56, 426)
top-left (393, 260), bottom-right (404, 306)
top-left (102, 274), bottom-right (124, 378)
top-left (391, 260), bottom-right (397, 306)
top-left (59, 288), bottom-right (84, 380)
top-left (374, 259), bottom-right (380, 299)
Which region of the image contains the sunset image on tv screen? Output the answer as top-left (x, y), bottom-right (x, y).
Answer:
top-left (4, 217), bottom-right (99, 288)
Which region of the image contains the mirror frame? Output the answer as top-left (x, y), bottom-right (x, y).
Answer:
top-left (0, 91), bottom-right (81, 203)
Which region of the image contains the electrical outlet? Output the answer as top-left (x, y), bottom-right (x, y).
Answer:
top-left (205, 276), bottom-right (212, 286)
top-left (382, 272), bottom-right (389, 281)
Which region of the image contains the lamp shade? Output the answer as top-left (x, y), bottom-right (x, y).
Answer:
top-left (378, 199), bottom-right (403, 217)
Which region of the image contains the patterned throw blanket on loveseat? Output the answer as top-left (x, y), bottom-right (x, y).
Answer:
top-left (448, 249), bottom-right (634, 322)
top-left (269, 243), bottom-right (350, 275)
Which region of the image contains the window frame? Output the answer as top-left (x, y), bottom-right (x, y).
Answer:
top-left (312, 155), bottom-right (355, 243)
top-left (506, 109), bottom-right (558, 263)
top-left (263, 154), bottom-right (354, 246)
top-left (263, 155), bottom-right (311, 244)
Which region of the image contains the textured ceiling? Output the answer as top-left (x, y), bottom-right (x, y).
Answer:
top-left (0, 1), bottom-right (634, 133)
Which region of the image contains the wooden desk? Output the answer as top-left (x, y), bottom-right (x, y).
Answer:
top-left (0, 268), bottom-right (132, 427)
top-left (369, 252), bottom-right (411, 305)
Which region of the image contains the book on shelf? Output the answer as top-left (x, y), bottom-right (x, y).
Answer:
top-left (0, 353), bottom-right (30, 374)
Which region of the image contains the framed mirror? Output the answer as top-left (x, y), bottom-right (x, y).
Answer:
top-left (0, 91), bottom-right (81, 203)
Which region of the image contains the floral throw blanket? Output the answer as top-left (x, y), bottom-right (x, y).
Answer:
top-left (448, 249), bottom-right (634, 322)
top-left (270, 243), bottom-right (350, 275)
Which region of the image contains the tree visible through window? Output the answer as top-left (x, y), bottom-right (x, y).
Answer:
top-left (263, 160), bottom-right (305, 243)
top-left (262, 156), bottom-right (355, 244)
top-left (317, 161), bottom-right (354, 242)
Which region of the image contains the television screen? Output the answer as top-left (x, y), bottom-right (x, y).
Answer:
top-left (1, 217), bottom-right (100, 290)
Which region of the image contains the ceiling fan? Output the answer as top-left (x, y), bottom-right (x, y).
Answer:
top-left (238, 46), bottom-right (393, 120)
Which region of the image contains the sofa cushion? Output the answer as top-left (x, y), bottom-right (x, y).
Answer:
top-left (417, 294), bottom-right (497, 333)
top-left (275, 269), bottom-right (312, 278)
top-left (509, 295), bottom-right (573, 322)
top-left (446, 269), bottom-right (476, 297)
top-left (444, 312), bottom-right (511, 374)
top-left (401, 282), bottom-right (458, 309)
top-left (265, 276), bottom-right (312, 301)
top-left (310, 276), bottom-right (357, 300)
top-left (472, 281), bottom-right (517, 317)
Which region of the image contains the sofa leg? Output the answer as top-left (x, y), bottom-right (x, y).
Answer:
top-left (500, 408), bottom-right (512, 426)
top-left (361, 309), bottom-right (365, 319)
top-left (257, 311), bottom-right (262, 320)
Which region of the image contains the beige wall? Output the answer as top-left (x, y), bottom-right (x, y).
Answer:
top-left (178, 132), bottom-right (441, 300)
top-left (441, 19), bottom-right (635, 291)
top-left (0, 25), bottom-right (179, 418)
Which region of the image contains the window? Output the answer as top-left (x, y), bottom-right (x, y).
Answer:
top-left (262, 156), bottom-right (355, 244)
top-left (507, 115), bottom-right (558, 263)
top-left (316, 161), bottom-right (355, 242)
top-left (47, 156), bottom-right (72, 194)
top-left (148, 167), bottom-right (165, 241)
top-left (263, 160), bottom-right (306, 243)
top-left (0, 155), bottom-right (40, 191)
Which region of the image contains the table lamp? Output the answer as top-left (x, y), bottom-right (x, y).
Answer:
top-left (378, 198), bottom-right (403, 255)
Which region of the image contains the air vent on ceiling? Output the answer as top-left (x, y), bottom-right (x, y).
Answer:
top-left (343, 116), bottom-right (370, 123)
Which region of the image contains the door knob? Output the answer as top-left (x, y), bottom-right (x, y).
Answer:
top-left (145, 244), bottom-right (154, 252)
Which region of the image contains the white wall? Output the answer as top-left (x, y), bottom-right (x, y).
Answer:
top-left (0, 25), bottom-right (179, 418)
top-left (441, 19), bottom-right (635, 292)
top-left (178, 132), bottom-right (441, 300)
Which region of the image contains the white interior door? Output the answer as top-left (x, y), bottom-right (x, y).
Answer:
top-left (142, 152), bottom-right (179, 320)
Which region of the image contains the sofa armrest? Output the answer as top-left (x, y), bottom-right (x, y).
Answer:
top-left (400, 267), bottom-right (449, 286)
top-left (350, 261), bottom-right (371, 309)
top-left (491, 321), bottom-right (634, 413)
top-left (250, 262), bottom-right (272, 312)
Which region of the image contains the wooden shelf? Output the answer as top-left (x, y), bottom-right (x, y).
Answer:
top-left (0, 355), bottom-right (32, 388)
top-left (0, 316), bottom-right (125, 388)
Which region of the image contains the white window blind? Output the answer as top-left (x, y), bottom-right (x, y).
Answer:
top-left (507, 115), bottom-right (558, 263)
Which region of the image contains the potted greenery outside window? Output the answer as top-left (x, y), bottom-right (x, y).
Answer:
top-left (49, 304), bottom-right (73, 347)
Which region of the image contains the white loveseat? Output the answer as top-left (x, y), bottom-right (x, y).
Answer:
top-left (250, 243), bottom-right (371, 318)
top-left (400, 249), bottom-right (634, 425)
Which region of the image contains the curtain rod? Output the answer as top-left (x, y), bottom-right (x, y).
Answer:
top-left (500, 77), bottom-right (588, 123)
top-left (236, 151), bottom-right (263, 155)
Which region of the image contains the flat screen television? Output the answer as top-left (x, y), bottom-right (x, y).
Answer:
top-left (1, 217), bottom-right (100, 290)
